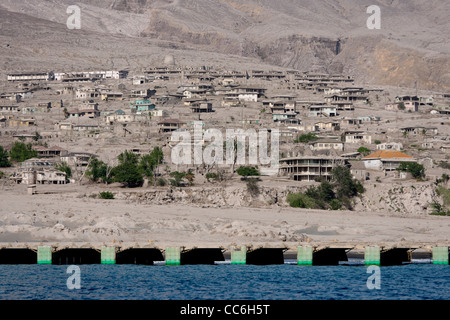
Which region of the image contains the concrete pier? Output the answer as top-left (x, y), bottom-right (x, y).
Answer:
top-left (0, 243), bottom-right (447, 266)
top-left (432, 246), bottom-right (449, 265)
top-left (297, 246), bottom-right (313, 265)
top-left (37, 246), bottom-right (52, 264)
top-left (165, 247), bottom-right (181, 265)
top-left (230, 246), bottom-right (246, 265)
top-left (101, 246), bottom-right (116, 264)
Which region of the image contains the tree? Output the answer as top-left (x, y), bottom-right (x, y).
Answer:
top-left (111, 151), bottom-right (143, 188)
top-left (398, 102), bottom-right (405, 110)
top-left (55, 161), bottom-right (72, 179)
top-left (357, 147), bottom-right (371, 157)
top-left (139, 147), bottom-right (164, 179)
top-left (86, 158), bottom-right (109, 183)
top-left (287, 192), bottom-right (318, 209)
top-left (294, 133), bottom-right (318, 143)
top-left (397, 162), bottom-right (425, 179)
top-left (118, 150), bottom-right (139, 166)
top-left (0, 146), bottom-right (11, 167)
top-left (330, 166), bottom-right (364, 210)
top-left (33, 132), bottom-right (41, 142)
top-left (236, 166), bottom-right (260, 177)
top-left (9, 142), bottom-right (37, 162)
top-left (169, 171), bottom-right (187, 187)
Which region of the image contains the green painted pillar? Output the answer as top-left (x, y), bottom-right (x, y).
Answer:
top-left (101, 246), bottom-right (116, 264)
top-left (231, 246), bottom-right (246, 265)
top-left (165, 247), bottom-right (181, 265)
top-left (365, 246), bottom-right (381, 265)
top-left (37, 246), bottom-right (52, 264)
top-left (297, 246), bottom-right (313, 265)
top-left (432, 246), bottom-right (449, 265)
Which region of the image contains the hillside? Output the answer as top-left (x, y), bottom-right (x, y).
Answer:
top-left (0, 0), bottom-right (450, 90)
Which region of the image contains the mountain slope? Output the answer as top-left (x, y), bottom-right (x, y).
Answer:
top-left (1, 0), bottom-right (449, 90)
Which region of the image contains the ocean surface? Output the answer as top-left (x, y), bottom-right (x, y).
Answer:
top-left (0, 262), bottom-right (449, 300)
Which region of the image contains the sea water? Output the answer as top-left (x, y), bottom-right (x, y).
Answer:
top-left (0, 263), bottom-right (448, 300)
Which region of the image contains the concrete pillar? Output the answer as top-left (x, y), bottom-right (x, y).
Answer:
top-left (297, 246), bottom-right (313, 265)
top-left (101, 246), bottom-right (116, 264)
top-left (432, 246), bottom-right (449, 265)
top-left (37, 246), bottom-right (52, 264)
top-left (27, 185), bottom-right (36, 195)
top-left (165, 247), bottom-right (181, 265)
top-left (230, 246), bottom-right (246, 265)
top-left (364, 246), bottom-right (380, 265)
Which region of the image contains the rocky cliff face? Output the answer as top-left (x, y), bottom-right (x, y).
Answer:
top-left (106, 182), bottom-right (440, 216)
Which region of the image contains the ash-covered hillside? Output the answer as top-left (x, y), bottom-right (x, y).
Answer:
top-left (1, 0), bottom-right (449, 90)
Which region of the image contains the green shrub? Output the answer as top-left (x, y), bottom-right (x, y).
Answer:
top-left (9, 142), bottom-right (37, 163)
top-left (55, 161), bottom-right (72, 179)
top-left (330, 199), bottom-right (342, 210)
top-left (156, 178), bottom-right (167, 186)
top-left (0, 146), bottom-right (11, 167)
top-left (397, 162), bottom-right (425, 179)
top-left (294, 133), bottom-right (318, 143)
top-left (236, 166), bottom-right (260, 177)
top-left (206, 172), bottom-right (220, 181)
top-left (99, 191), bottom-right (114, 199)
top-left (169, 171), bottom-right (187, 187)
top-left (357, 147), bottom-right (371, 156)
top-left (429, 200), bottom-right (450, 216)
top-left (287, 192), bottom-right (318, 209)
top-left (437, 161), bottom-right (450, 170)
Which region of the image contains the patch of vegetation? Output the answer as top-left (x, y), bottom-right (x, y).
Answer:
top-left (0, 146), bottom-right (11, 167)
top-left (206, 172), bottom-right (224, 182)
top-left (396, 162), bottom-right (425, 179)
top-left (429, 200), bottom-right (450, 216)
top-left (437, 161), bottom-right (450, 170)
top-left (436, 186), bottom-right (450, 207)
top-left (156, 178), bottom-right (167, 186)
top-left (294, 133), bottom-right (318, 143)
top-left (236, 166), bottom-right (260, 177)
top-left (287, 192), bottom-right (318, 209)
top-left (99, 191), bottom-right (115, 200)
top-left (287, 166), bottom-right (364, 211)
top-left (357, 147), bottom-right (371, 157)
top-left (169, 170), bottom-right (194, 187)
top-left (139, 147), bottom-right (163, 178)
top-left (86, 158), bottom-right (111, 183)
top-left (9, 142), bottom-right (37, 163)
top-left (86, 147), bottom-right (164, 188)
top-left (110, 150), bottom-right (143, 188)
top-left (55, 161), bottom-right (72, 179)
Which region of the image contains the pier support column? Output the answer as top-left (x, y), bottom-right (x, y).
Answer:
top-left (432, 246), bottom-right (449, 265)
top-left (364, 246), bottom-right (380, 265)
top-left (101, 246), bottom-right (116, 264)
top-left (37, 246), bottom-right (52, 264)
top-left (165, 247), bottom-right (181, 265)
top-left (230, 246), bottom-right (246, 265)
top-left (297, 246), bottom-right (313, 265)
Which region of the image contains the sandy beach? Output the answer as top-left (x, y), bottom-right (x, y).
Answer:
top-left (0, 183), bottom-right (449, 251)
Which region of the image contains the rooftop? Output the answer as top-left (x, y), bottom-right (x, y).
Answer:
top-left (362, 151), bottom-right (414, 160)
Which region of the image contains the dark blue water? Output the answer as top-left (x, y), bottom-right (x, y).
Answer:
top-left (0, 264), bottom-right (448, 300)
